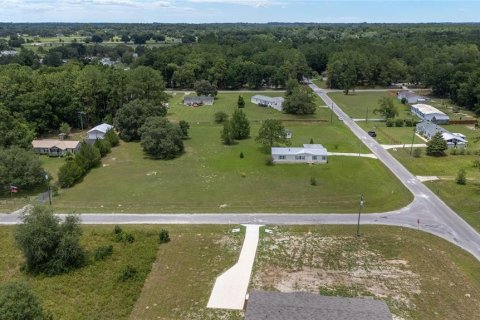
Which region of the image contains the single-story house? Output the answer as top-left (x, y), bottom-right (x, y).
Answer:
top-left (397, 91), bottom-right (429, 104)
top-left (416, 121), bottom-right (467, 148)
top-left (411, 104), bottom-right (449, 124)
top-left (0, 50), bottom-right (17, 57)
top-left (245, 290), bottom-right (393, 320)
top-left (183, 96), bottom-right (214, 106)
top-left (251, 95), bottom-right (285, 111)
top-left (87, 123), bottom-right (114, 140)
top-left (32, 140), bottom-right (81, 157)
top-left (272, 144), bottom-right (327, 164)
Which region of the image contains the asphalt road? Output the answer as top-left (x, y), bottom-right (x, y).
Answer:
top-left (1, 84), bottom-right (479, 261)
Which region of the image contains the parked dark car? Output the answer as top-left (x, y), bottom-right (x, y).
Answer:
top-left (368, 131), bottom-right (377, 137)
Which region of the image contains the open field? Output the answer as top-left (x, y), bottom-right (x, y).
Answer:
top-left (251, 225), bottom-right (480, 320)
top-left (46, 123), bottom-right (411, 213)
top-left (0, 225), bottom-right (160, 319)
top-left (328, 91), bottom-right (411, 119)
top-left (357, 121), bottom-right (424, 145)
top-left (310, 78), bottom-right (327, 89)
top-left (167, 91), bottom-right (331, 123)
top-left (130, 225), bottom-right (243, 320)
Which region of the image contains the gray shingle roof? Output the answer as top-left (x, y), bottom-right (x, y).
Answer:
top-left (245, 291), bottom-right (393, 320)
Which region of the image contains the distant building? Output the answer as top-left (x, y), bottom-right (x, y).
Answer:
top-left (272, 144), bottom-right (327, 164)
top-left (411, 104), bottom-right (449, 124)
top-left (416, 121), bottom-right (467, 148)
top-left (397, 90), bottom-right (429, 104)
top-left (100, 57), bottom-right (116, 66)
top-left (87, 123), bottom-right (114, 140)
top-left (32, 140), bottom-right (80, 157)
top-left (251, 95), bottom-right (285, 111)
top-left (245, 290), bottom-right (393, 320)
top-left (0, 50), bottom-right (17, 57)
top-left (183, 96), bottom-right (214, 106)
top-left (284, 129), bottom-right (292, 139)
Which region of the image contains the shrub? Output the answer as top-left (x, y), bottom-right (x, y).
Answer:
top-left (114, 232), bottom-right (124, 242)
top-left (114, 225), bottom-right (122, 235)
top-left (0, 282), bottom-right (50, 320)
top-left (75, 142), bottom-right (101, 172)
top-left (94, 245), bottom-right (113, 261)
top-left (94, 139), bottom-right (112, 157)
top-left (265, 156), bottom-right (274, 166)
top-left (458, 148), bottom-right (465, 155)
top-left (58, 161), bottom-right (84, 188)
top-left (450, 148), bottom-right (458, 155)
top-left (404, 118), bottom-right (414, 127)
top-left (310, 177), bottom-right (317, 186)
top-left (179, 120), bottom-right (190, 139)
top-left (456, 168), bottom-right (467, 185)
top-left (473, 159), bottom-right (480, 168)
top-left (214, 111), bottom-right (228, 123)
top-left (14, 206), bottom-right (85, 275)
top-left (104, 129), bottom-right (120, 147)
top-left (125, 233), bottom-right (135, 243)
top-left (159, 229), bottom-right (170, 244)
top-left (240, 152), bottom-right (244, 159)
top-left (395, 118), bottom-right (404, 127)
top-left (385, 119), bottom-right (394, 127)
top-left (119, 265), bottom-right (137, 282)
top-left (413, 148), bottom-right (422, 158)
top-left (221, 121), bottom-right (235, 145)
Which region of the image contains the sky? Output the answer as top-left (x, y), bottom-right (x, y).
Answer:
top-left (1, 0), bottom-right (480, 23)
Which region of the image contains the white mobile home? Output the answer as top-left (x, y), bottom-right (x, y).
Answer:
top-left (397, 91), bottom-right (429, 104)
top-left (416, 121), bottom-right (467, 148)
top-left (411, 104), bottom-right (449, 124)
top-left (272, 144), bottom-right (328, 164)
top-left (32, 140), bottom-right (81, 157)
top-left (251, 95), bottom-right (285, 111)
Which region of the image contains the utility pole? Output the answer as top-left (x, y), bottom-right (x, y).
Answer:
top-left (78, 111), bottom-right (86, 130)
top-left (356, 194), bottom-right (364, 237)
top-left (410, 124), bottom-right (416, 156)
top-left (330, 102), bottom-right (334, 124)
top-left (365, 106), bottom-right (369, 123)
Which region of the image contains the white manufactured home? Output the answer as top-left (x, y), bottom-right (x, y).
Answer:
top-left (32, 140), bottom-right (81, 157)
top-left (251, 95), bottom-right (284, 111)
top-left (411, 104), bottom-right (449, 124)
top-left (272, 144), bottom-right (328, 164)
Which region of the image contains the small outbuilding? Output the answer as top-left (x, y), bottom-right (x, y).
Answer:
top-left (411, 104), bottom-right (449, 124)
top-left (32, 140), bottom-right (81, 157)
top-left (397, 90), bottom-right (429, 104)
top-left (87, 123), bottom-right (114, 140)
top-left (245, 290), bottom-right (393, 320)
top-left (251, 95), bottom-right (284, 111)
top-left (183, 96), bottom-right (214, 106)
top-left (272, 144), bottom-right (327, 164)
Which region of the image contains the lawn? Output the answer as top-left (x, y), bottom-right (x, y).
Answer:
top-left (252, 225), bottom-right (480, 320)
top-left (166, 91), bottom-right (331, 123)
top-left (310, 78), bottom-right (328, 89)
top-left (0, 225), bottom-right (161, 319)
top-left (357, 121), bottom-right (425, 145)
top-left (130, 225), bottom-right (244, 320)
top-left (50, 123), bottom-right (411, 213)
top-left (328, 91), bottom-right (411, 119)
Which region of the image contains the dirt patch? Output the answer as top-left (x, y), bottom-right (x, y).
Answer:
top-left (252, 230), bottom-right (421, 319)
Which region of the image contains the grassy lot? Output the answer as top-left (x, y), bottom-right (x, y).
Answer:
top-left (49, 123), bottom-right (411, 213)
top-left (0, 225), bottom-right (160, 319)
top-left (130, 225), bottom-right (243, 320)
top-left (391, 148), bottom-right (480, 232)
top-left (357, 121), bottom-right (424, 145)
top-left (310, 78), bottom-right (328, 89)
top-left (427, 98), bottom-right (477, 121)
top-left (329, 91), bottom-right (411, 119)
top-left (166, 91), bottom-right (331, 123)
top-left (252, 225), bottom-right (480, 320)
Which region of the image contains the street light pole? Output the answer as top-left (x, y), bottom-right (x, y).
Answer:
top-left (356, 194), bottom-right (364, 237)
top-left (366, 106), bottom-right (369, 123)
top-left (330, 102), bottom-right (334, 124)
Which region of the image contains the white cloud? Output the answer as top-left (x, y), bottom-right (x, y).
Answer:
top-left (187, 0), bottom-right (285, 8)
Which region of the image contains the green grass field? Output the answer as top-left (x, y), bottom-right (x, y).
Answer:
top-left (47, 122), bottom-right (411, 213)
top-left (0, 225), bottom-right (160, 319)
top-left (130, 225), bottom-right (243, 320)
top-left (328, 91), bottom-right (411, 119)
top-left (252, 225), bottom-right (480, 320)
top-left (357, 121), bottom-right (425, 145)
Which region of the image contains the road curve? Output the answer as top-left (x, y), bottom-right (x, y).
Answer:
top-left (1, 84), bottom-right (479, 261)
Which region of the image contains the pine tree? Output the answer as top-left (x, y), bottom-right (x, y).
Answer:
top-left (231, 109), bottom-right (250, 140)
top-left (221, 121), bottom-right (235, 145)
top-left (426, 132), bottom-right (448, 156)
top-left (237, 95), bottom-right (245, 108)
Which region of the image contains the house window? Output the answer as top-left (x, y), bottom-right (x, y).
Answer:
top-left (279, 155), bottom-right (286, 160)
top-left (312, 156), bottom-right (317, 160)
top-left (295, 155), bottom-right (305, 160)
top-left (322, 156), bottom-right (326, 160)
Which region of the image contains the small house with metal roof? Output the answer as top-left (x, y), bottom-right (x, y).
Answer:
top-left (251, 95), bottom-right (284, 111)
top-left (411, 104), bottom-right (449, 124)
